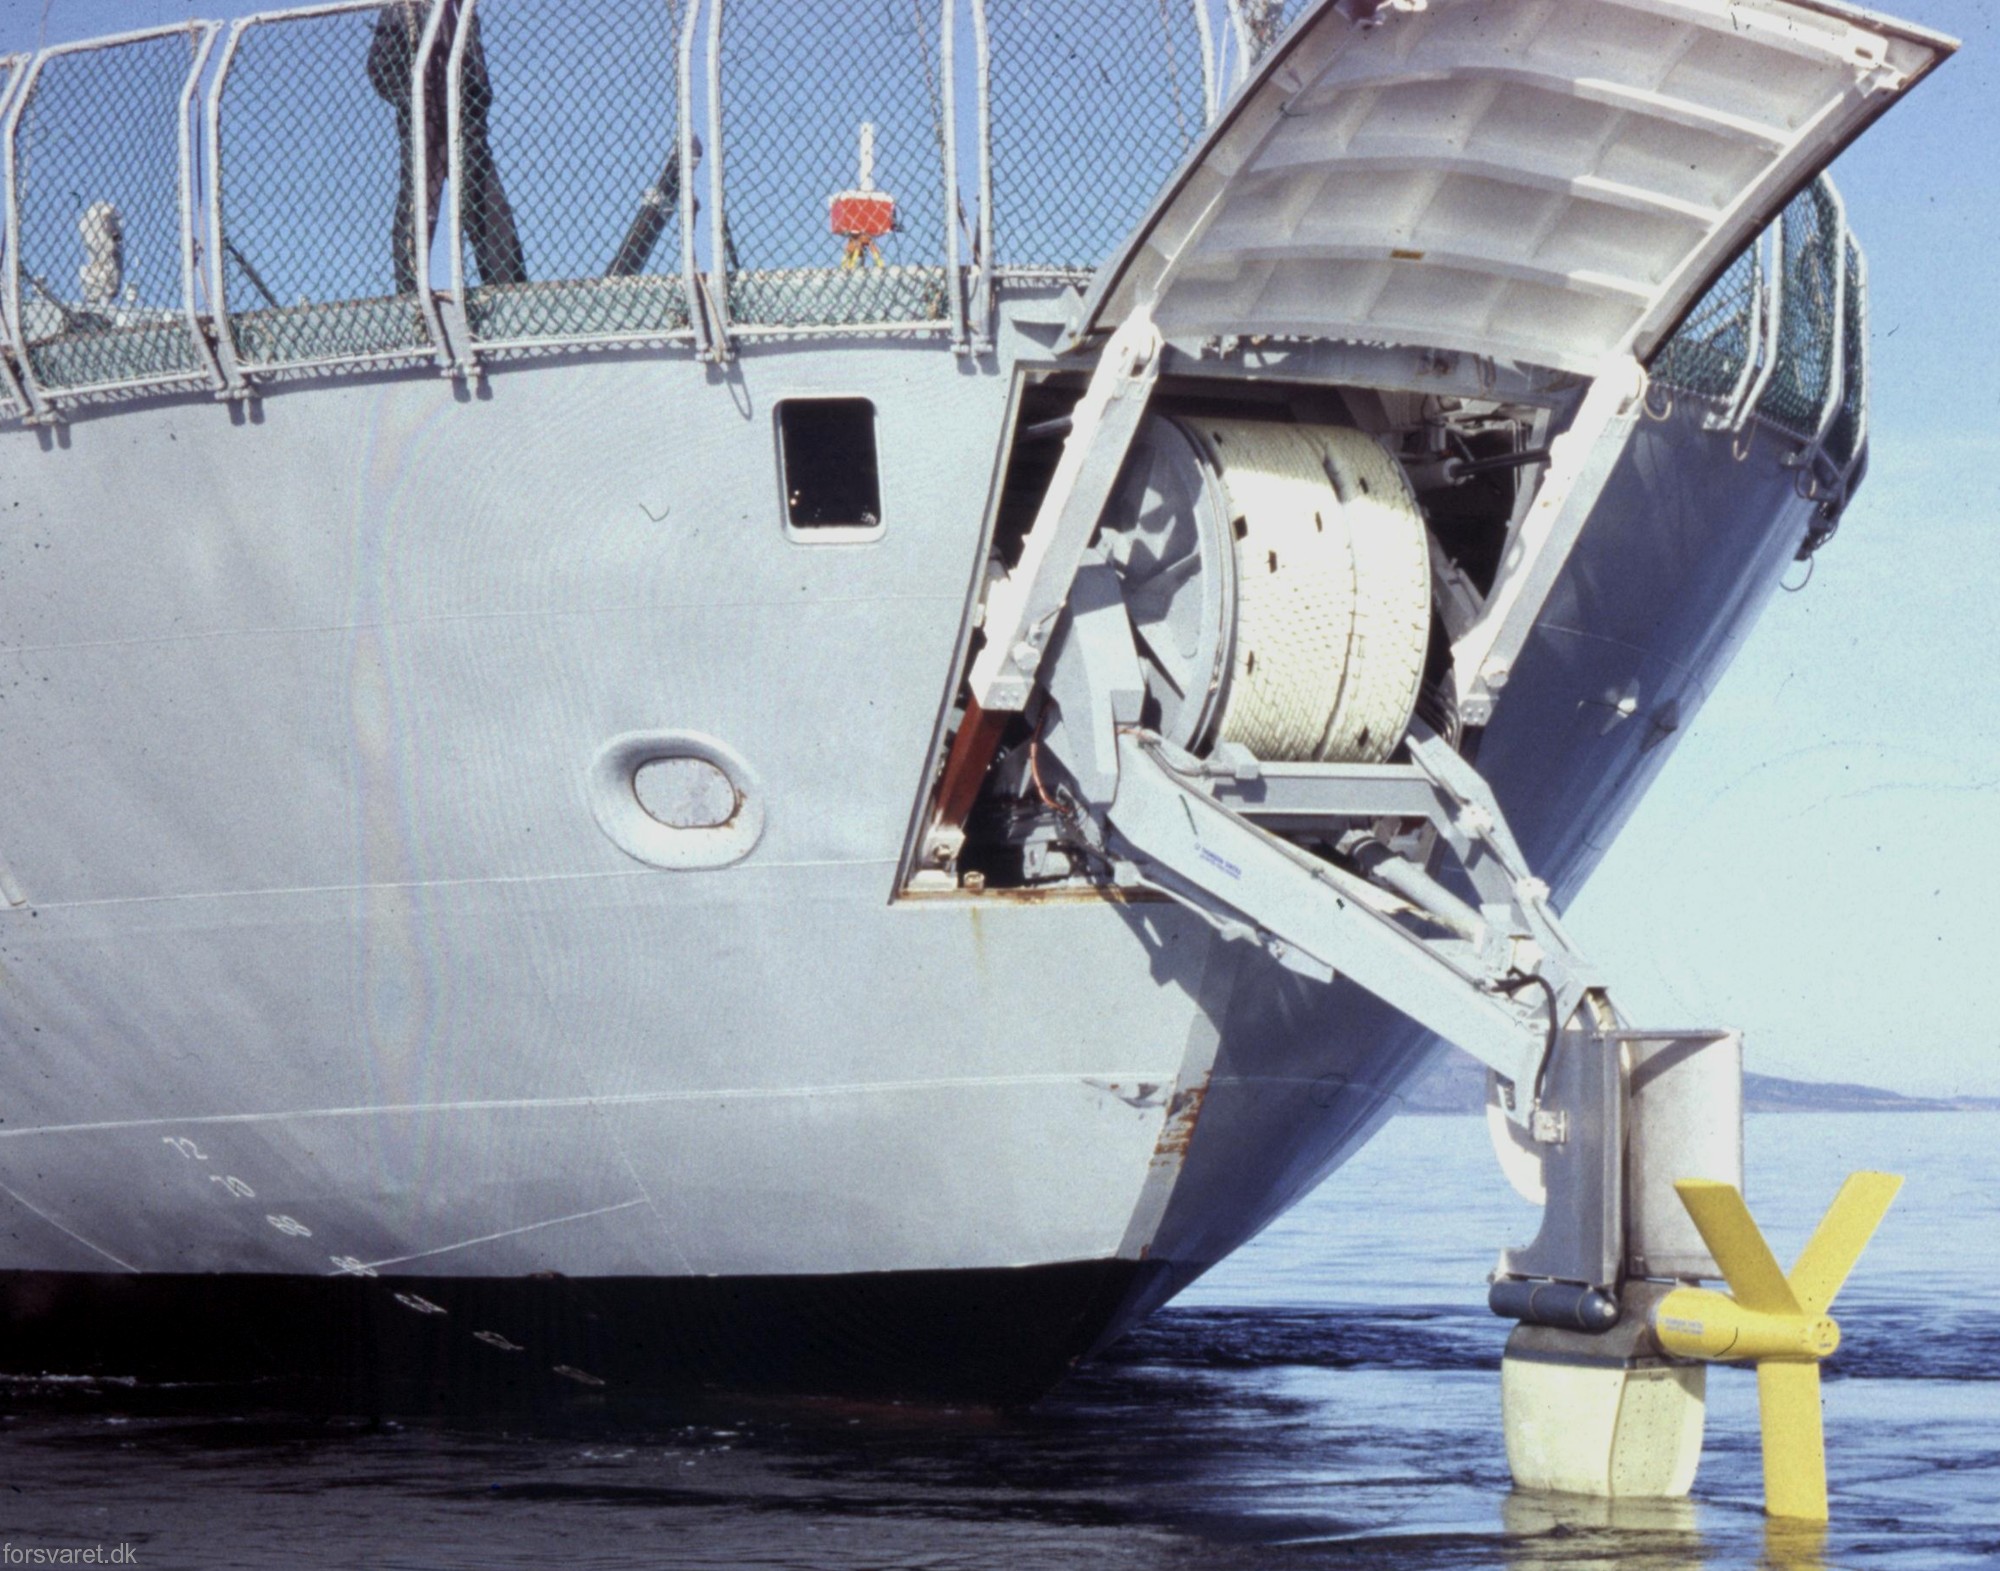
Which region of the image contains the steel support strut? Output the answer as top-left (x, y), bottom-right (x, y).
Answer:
top-left (1451, 353), bottom-right (1648, 728)
top-left (1029, 566), bottom-right (1596, 1129)
top-left (1104, 728), bottom-right (1559, 1096)
top-left (967, 310), bottom-right (1163, 713)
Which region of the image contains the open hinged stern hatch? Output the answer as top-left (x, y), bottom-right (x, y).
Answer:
top-left (1073, 0), bottom-right (1953, 373)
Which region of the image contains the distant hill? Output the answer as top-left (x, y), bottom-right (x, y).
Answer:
top-left (1399, 1047), bottom-right (2000, 1115)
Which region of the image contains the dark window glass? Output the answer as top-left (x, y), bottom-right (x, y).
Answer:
top-left (777, 398), bottom-right (881, 530)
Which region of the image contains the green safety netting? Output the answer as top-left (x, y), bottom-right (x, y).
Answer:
top-left (723, 266), bottom-right (950, 331)
top-left (1756, 178), bottom-right (1842, 437)
top-left (1651, 243), bottom-right (1762, 402)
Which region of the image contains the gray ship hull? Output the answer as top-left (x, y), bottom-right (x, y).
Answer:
top-left (0, 323), bottom-right (1815, 1402)
top-left (3, 0), bottom-right (1937, 1404)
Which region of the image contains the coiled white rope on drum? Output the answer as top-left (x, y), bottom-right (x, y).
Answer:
top-left (1185, 420), bottom-right (1431, 764)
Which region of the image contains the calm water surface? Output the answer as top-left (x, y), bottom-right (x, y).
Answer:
top-left (3, 1112), bottom-right (1994, 1569)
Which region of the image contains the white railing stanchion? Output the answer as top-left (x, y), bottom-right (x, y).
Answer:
top-left (1838, 238), bottom-right (1871, 500)
top-left (204, 20), bottom-right (252, 396)
top-left (704, 0), bottom-right (731, 359)
top-left (3, 48), bottom-right (52, 421)
top-left (1224, 0), bottom-right (1251, 96)
top-left (942, 0), bottom-right (966, 353)
top-left (678, 0), bottom-right (712, 359)
top-left (410, 0), bottom-right (456, 374)
top-left (970, 0), bottom-right (992, 353)
top-left (0, 53), bottom-right (32, 420)
top-left (1193, 0), bottom-right (1218, 123)
top-left (178, 22), bottom-right (227, 395)
top-left (1728, 220), bottom-right (1785, 435)
top-left (1796, 178), bottom-right (1850, 488)
top-left (444, 0), bottom-right (479, 379)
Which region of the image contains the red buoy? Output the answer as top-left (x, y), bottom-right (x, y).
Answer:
top-left (829, 122), bottom-right (895, 267)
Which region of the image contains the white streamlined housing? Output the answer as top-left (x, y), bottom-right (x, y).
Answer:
top-left (1075, 0), bottom-right (1951, 373)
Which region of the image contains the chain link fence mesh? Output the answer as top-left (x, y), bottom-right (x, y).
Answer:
top-left (1822, 234), bottom-right (1866, 474)
top-left (1650, 241), bottom-right (1760, 402)
top-left (10, 30), bottom-right (206, 397)
top-left (717, 0), bottom-right (949, 333)
top-left (988, 0), bottom-right (1206, 279)
top-left (458, 0), bottom-right (692, 353)
top-left (215, 3), bottom-right (443, 375)
top-left (1756, 177), bottom-right (1841, 438)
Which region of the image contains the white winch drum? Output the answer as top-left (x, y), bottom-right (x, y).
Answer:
top-left (1098, 415), bottom-right (1433, 763)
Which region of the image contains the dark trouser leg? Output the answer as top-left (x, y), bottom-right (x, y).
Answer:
top-left (461, 125), bottom-right (526, 287)
top-left (390, 105), bottom-right (450, 296)
top-left (457, 28), bottom-right (525, 288)
top-left (390, 107), bottom-right (419, 295)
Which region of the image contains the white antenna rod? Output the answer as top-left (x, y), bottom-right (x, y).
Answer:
top-left (857, 122), bottom-right (876, 193)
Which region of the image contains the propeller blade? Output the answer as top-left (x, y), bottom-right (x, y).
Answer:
top-left (1757, 1360), bottom-right (1829, 1522)
top-left (1675, 1180), bottom-right (1801, 1316)
top-left (1788, 1171), bottom-right (1902, 1316)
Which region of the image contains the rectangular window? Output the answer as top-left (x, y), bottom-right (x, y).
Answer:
top-left (776, 397), bottom-right (882, 535)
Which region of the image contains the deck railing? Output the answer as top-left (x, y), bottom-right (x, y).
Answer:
top-left (209, 2), bottom-right (450, 382)
top-left (454, 0), bottom-right (696, 362)
top-left (3, 23), bottom-right (222, 413)
top-left (1648, 172), bottom-right (1868, 512)
top-left (0, 0), bottom-right (1868, 501)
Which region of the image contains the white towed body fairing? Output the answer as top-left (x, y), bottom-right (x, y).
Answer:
top-left (1076, 0), bottom-right (1951, 372)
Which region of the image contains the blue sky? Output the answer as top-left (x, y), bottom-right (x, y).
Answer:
top-left (1569, 0), bottom-right (1997, 1098)
top-left (6, 0), bottom-right (1994, 1094)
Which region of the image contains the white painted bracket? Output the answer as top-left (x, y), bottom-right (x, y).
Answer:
top-left (967, 309), bottom-right (1163, 712)
top-left (1102, 730), bottom-right (1553, 1110)
top-left (1451, 354), bottom-right (1648, 728)
top-left (1405, 722), bottom-right (1597, 1021)
top-left (1021, 546), bottom-right (1608, 1127)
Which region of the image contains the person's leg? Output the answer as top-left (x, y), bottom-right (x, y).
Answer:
top-left (370, 6), bottom-right (424, 296)
top-left (389, 107), bottom-right (419, 296)
top-left (459, 34), bottom-right (525, 287)
top-left (424, 109), bottom-right (450, 257)
top-left (388, 112), bottom-right (446, 295)
top-left (461, 126), bottom-right (525, 285)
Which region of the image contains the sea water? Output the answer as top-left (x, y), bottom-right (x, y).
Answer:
top-left (1, 1111), bottom-right (1993, 1569)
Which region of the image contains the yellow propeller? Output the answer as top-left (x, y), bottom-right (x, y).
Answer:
top-left (1651, 1171), bottom-right (1902, 1522)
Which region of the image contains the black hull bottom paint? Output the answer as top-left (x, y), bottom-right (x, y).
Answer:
top-left (0, 1261), bottom-right (1158, 1412)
